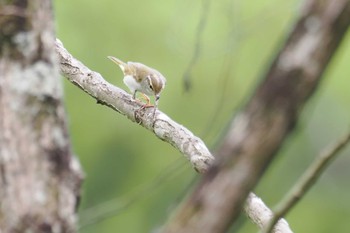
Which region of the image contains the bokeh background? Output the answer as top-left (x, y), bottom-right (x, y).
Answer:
top-left (55, 0), bottom-right (350, 232)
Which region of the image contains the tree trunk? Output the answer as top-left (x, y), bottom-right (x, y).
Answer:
top-left (0, 1), bottom-right (83, 232)
top-left (161, 0), bottom-right (350, 232)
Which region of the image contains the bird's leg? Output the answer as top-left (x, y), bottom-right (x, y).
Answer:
top-left (132, 91), bottom-right (153, 107)
top-left (153, 96), bottom-right (159, 117)
top-left (139, 93), bottom-right (154, 108)
top-left (133, 92), bottom-right (157, 121)
top-left (149, 95), bottom-right (161, 119)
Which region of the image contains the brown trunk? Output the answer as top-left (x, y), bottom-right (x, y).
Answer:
top-left (161, 0), bottom-right (350, 232)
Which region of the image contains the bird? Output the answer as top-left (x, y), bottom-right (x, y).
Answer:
top-left (107, 56), bottom-right (166, 116)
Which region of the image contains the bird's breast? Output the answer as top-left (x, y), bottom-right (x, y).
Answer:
top-left (123, 75), bottom-right (141, 93)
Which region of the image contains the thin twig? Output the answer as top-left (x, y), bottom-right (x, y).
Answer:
top-left (182, 0), bottom-right (211, 91)
top-left (79, 159), bottom-right (187, 229)
top-left (262, 131), bottom-right (350, 233)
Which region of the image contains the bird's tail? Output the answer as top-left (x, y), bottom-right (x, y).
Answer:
top-left (107, 56), bottom-right (127, 73)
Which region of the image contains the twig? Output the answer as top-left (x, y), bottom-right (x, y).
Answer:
top-left (182, 0), bottom-right (211, 91)
top-left (262, 131), bottom-right (350, 233)
top-left (79, 159), bottom-right (187, 229)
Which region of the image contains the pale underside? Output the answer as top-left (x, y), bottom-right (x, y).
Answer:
top-left (123, 75), bottom-right (154, 96)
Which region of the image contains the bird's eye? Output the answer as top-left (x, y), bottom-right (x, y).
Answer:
top-left (146, 75), bottom-right (154, 90)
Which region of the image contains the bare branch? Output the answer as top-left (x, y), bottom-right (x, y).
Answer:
top-left (245, 193), bottom-right (293, 233)
top-left (55, 39), bottom-right (214, 174)
top-left (55, 39), bottom-right (292, 233)
top-left (262, 131), bottom-right (350, 233)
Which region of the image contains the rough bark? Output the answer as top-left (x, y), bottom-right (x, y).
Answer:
top-left (0, 1), bottom-right (83, 232)
top-left (55, 39), bottom-right (214, 174)
top-left (161, 0), bottom-right (350, 232)
top-left (56, 40), bottom-right (293, 232)
top-left (245, 193), bottom-right (292, 233)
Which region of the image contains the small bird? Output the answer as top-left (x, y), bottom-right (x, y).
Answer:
top-left (107, 56), bottom-right (166, 116)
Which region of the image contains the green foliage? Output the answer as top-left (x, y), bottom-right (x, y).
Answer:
top-left (55, 0), bottom-right (350, 232)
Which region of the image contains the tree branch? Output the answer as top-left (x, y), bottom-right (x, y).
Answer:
top-left (262, 131), bottom-right (350, 233)
top-left (55, 39), bottom-right (214, 174)
top-left (55, 39), bottom-right (292, 233)
top-left (245, 193), bottom-right (293, 233)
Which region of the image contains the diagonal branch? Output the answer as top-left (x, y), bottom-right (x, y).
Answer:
top-left (262, 131), bottom-right (350, 233)
top-left (55, 39), bottom-right (214, 174)
top-left (245, 193), bottom-right (293, 233)
top-left (55, 39), bottom-right (291, 233)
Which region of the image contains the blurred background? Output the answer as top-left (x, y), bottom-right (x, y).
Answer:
top-left (55, 0), bottom-right (350, 232)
